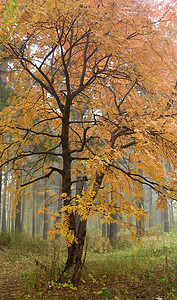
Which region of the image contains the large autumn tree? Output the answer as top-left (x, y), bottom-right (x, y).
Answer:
top-left (0, 0), bottom-right (177, 282)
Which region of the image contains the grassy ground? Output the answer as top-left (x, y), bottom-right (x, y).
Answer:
top-left (0, 231), bottom-right (177, 299)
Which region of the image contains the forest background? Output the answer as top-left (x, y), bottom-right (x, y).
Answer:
top-left (0, 0), bottom-right (177, 298)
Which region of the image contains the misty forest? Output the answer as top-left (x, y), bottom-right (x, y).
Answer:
top-left (0, 0), bottom-right (177, 299)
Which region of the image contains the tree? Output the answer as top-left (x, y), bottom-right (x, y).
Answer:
top-left (0, 0), bottom-right (177, 282)
top-left (15, 169), bottom-right (22, 233)
top-left (43, 178), bottom-right (49, 240)
top-left (1, 166), bottom-right (7, 232)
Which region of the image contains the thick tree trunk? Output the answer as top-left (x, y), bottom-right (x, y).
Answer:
top-left (75, 176), bottom-right (84, 234)
top-left (110, 219), bottom-right (117, 246)
top-left (60, 158), bottom-right (104, 282)
top-left (60, 220), bottom-right (87, 283)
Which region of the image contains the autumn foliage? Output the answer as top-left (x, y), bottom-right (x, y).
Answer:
top-left (0, 0), bottom-right (177, 281)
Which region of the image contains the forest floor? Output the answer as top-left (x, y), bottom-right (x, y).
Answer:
top-left (0, 231), bottom-right (177, 299)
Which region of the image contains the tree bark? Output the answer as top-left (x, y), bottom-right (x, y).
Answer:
top-left (136, 197), bottom-right (145, 236)
top-left (168, 204), bottom-right (174, 227)
top-left (149, 187), bottom-right (153, 228)
top-left (164, 205), bottom-right (169, 233)
top-left (60, 220), bottom-right (87, 283)
top-left (15, 170), bottom-right (22, 233)
top-left (102, 222), bottom-right (106, 238)
top-left (11, 217), bottom-right (15, 233)
top-left (59, 148), bottom-right (104, 283)
top-left (43, 178), bottom-right (49, 240)
top-left (107, 223), bottom-right (110, 239)
top-left (21, 195), bottom-right (25, 233)
top-left (2, 167), bottom-right (7, 232)
top-left (109, 186), bottom-right (118, 246)
top-left (32, 186), bottom-right (36, 239)
top-left (136, 170), bottom-right (145, 236)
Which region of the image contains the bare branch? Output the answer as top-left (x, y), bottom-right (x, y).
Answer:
top-left (21, 166), bottom-right (63, 187)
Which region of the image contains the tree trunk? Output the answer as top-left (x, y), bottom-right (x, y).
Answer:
top-left (2, 168), bottom-right (7, 232)
top-left (7, 191), bottom-right (10, 232)
top-left (164, 206), bottom-right (169, 233)
top-left (107, 223), bottom-right (110, 239)
top-left (15, 200), bottom-right (21, 233)
top-left (15, 171), bottom-right (22, 233)
top-left (136, 197), bottom-right (145, 236)
top-left (59, 220), bottom-right (87, 283)
top-left (149, 188), bottom-right (153, 228)
top-left (43, 178), bottom-right (49, 240)
top-left (36, 201), bottom-right (40, 236)
top-left (75, 176), bottom-right (84, 234)
top-left (170, 205), bottom-right (174, 226)
top-left (11, 217), bottom-right (15, 233)
top-left (32, 187), bottom-right (36, 239)
top-left (160, 209), bottom-right (164, 225)
top-left (110, 220), bottom-right (117, 246)
top-left (21, 195), bottom-right (25, 233)
top-left (59, 158), bottom-right (104, 282)
top-left (168, 204), bottom-right (174, 227)
top-left (102, 222), bottom-right (106, 238)
top-left (136, 170), bottom-right (145, 236)
top-left (109, 185), bottom-right (118, 245)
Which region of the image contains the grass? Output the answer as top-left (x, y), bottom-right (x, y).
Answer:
top-left (0, 231), bottom-right (177, 299)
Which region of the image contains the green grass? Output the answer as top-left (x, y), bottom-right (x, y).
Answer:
top-left (0, 231), bottom-right (177, 299)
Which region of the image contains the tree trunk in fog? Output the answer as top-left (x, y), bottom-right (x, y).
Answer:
top-left (109, 187), bottom-right (118, 245)
top-left (2, 168), bottom-right (7, 232)
top-left (136, 170), bottom-right (145, 236)
top-left (164, 205), bottom-right (169, 233)
top-left (136, 197), bottom-right (145, 236)
top-left (32, 187), bottom-right (36, 239)
top-left (159, 209), bottom-right (164, 225)
top-left (102, 222), bottom-right (106, 238)
top-left (11, 217), bottom-right (15, 233)
top-left (110, 220), bottom-right (117, 245)
top-left (149, 188), bottom-right (153, 228)
top-left (107, 223), bottom-right (110, 238)
top-left (36, 201), bottom-right (40, 236)
top-left (15, 200), bottom-right (21, 233)
top-left (21, 195), bottom-right (25, 233)
top-left (43, 178), bottom-right (49, 240)
top-left (15, 171), bottom-right (22, 233)
top-left (169, 205), bottom-right (174, 226)
top-left (7, 192), bottom-right (11, 232)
